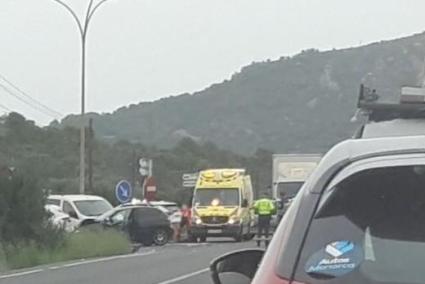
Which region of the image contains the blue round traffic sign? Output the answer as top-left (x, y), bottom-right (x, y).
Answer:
top-left (115, 180), bottom-right (133, 204)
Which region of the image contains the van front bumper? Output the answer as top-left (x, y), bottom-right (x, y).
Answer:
top-left (189, 223), bottom-right (242, 237)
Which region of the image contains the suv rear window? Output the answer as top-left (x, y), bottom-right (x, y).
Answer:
top-left (295, 165), bottom-right (425, 284)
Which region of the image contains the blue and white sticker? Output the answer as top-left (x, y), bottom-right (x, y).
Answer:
top-left (305, 241), bottom-right (363, 278)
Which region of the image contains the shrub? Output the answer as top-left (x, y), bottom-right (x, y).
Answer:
top-left (3, 229), bottom-right (131, 270)
top-left (0, 244), bottom-right (8, 272)
top-left (0, 172), bottom-right (46, 244)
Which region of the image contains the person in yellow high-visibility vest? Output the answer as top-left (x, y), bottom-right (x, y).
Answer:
top-left (254, 193), bottom-right (276, 247)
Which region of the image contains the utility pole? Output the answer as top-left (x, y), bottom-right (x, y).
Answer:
top-left (88, 118), bottom-right (94, 193)
top-left (130, 148), bottom-right (137, 190)
top-left (52, 0), bottom-right (113, 194)
top-left (149, 159), bottom-right (153, 177)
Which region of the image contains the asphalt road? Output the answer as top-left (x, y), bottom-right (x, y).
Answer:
top-left (0, 239), bottom-right (257, 284)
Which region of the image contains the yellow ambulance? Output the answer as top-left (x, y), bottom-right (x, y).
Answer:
top-left (189, 168), bottom-right (254, 242)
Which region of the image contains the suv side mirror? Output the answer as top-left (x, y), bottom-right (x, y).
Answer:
top-left (241, 199), bottom-right (248, 208)
top-left (210, 249), bottom-right (264, 284)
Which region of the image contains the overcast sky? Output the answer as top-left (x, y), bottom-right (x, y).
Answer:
top-left (0, 0), bottom-right (424, 125)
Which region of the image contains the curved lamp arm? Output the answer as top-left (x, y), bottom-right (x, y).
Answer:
top-left (87, 0), bottom-right (111, 25)
top-left (51, 0), bottom-right (84, 37)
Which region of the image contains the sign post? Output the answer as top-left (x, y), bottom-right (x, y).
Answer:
top-left (115, 180), bottom-right (133, 204)
top-left (139, 158), bottom-right (153, 199)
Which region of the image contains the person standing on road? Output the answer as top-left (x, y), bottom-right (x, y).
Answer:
top-left (177, 204), bottom-right (191, 242)
top-left (254, 193), bottom-right (276, 247)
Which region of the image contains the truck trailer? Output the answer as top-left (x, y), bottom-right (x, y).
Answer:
top-left (272, 154), bottom-right (321, 215)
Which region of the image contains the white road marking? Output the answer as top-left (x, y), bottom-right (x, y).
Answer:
top-left (169, 243), bottom-right (209, 247)
top-left (0, 250), bottom-right (156, 279)
top-left (157, 268), bottom-right (209, 284)
top-left (62, 250), bottom-right (156, 268)
top-left (0, 269), bottom-right (43, 279)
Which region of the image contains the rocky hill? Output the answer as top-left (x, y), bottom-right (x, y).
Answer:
top-left (61, 31), bottom-right (425, 154)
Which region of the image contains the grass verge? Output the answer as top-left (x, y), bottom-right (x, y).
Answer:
top-left (2, 229), bottom-right (132, 271)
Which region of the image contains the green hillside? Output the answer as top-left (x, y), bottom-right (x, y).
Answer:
top-left (0, 113), bottom-right (272, 202)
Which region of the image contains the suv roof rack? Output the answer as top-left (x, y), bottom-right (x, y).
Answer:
top-left (357, 84), bottom-right (425, 122)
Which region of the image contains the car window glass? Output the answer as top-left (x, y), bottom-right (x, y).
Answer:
top-left (63, 201), bottom-right (76, 216)
top-left (74, 200), bottom-right (113, 217)
top-left (111, 209), bottom-right (130, 224)
top-left (322, 154), bottom-right (425, 194)
top-left (133, 207), bottom-right (166, 225)
top-left (295, 165), bottom-right (425, 284)
top-left (194, 188), bottom-right (240, 206)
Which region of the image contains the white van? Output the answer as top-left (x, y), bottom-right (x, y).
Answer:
top-left (45, 204), bottom-right (79, 232)
top-left (47, 194), bottom-right (113, 226)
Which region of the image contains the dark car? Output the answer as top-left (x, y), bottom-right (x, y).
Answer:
top-left (97, 205), bottom-right (173, 246)
top-left (210, 135), bottom-right (425, 284)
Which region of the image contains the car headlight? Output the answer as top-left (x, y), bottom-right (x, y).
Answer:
top-left (192, 217), bottom-right (202, 225)
top-left (228, 216), bottom-right (240, 225)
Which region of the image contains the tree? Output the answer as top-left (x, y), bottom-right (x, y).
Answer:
top-left (0, 170), bottom-right (46, 244)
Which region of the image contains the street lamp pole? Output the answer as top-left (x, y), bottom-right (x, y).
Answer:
top-left (52, 0), bottom-right (111, 194)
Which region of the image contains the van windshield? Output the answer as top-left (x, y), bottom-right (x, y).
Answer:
top-left (74, 200), bottom-right (113, 217)
top-left (277, 182), bottom-right (303, 200)
top-left (294, 165), bottom-right (425, 284)
top-left (194, 188), bottom-right (240, 207)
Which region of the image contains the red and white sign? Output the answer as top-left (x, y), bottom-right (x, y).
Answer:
top-left (144, 176), bottom-right (157, 201)
top-left (146, 186), bottom-right (156, 192)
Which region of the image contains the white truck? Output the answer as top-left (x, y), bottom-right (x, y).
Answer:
top-left (272, 154), bottom-right (321, 215)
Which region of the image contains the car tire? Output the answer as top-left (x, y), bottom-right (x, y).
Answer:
top-left (200, 236), bottom-right (207, 243)
top-left (153, 229), bottom-right (169, 246)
